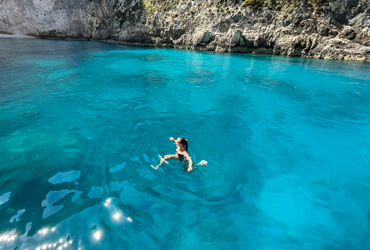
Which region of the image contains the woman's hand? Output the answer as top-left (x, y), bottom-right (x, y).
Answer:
top-left (187, 166), bottom-right (193, 172)
top-left (169, 137), bottom-right (175, 141)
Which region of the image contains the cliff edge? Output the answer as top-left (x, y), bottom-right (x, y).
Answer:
top-left (0, 0), bottom-right (369, 62)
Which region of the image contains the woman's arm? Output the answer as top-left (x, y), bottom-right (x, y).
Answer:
top-left (184, 152), bottom-right (193, 172)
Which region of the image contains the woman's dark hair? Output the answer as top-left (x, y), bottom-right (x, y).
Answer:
top-left (178, 137), bottom-right (188, 152)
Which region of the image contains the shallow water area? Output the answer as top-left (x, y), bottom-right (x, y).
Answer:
top-left (0, 38), bottom-right (370, 249)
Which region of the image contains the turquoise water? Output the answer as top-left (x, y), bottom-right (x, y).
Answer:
top-left (0, 38), bottom-right (369, 249)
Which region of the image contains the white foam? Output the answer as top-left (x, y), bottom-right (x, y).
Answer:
top-left (197, 160), bottom-right (208, 166)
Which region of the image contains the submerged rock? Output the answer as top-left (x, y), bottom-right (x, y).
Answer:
top-left (0, 131), bottom-right (83, 176)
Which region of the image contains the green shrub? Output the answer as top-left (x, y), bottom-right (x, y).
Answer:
top-left (307, 0), bottom-right (325, 10)
top-left (243, 0), bottom-right (264, 9)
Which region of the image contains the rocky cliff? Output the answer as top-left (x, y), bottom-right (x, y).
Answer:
top-left (1, 0), bottom-right (369, 61)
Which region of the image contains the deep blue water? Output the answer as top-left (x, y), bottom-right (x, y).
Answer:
top-left (0, 38), bottom-right (369, 249)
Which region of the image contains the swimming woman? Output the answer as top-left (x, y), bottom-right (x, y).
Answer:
top-left (151, 137), bottom-right (193, 172)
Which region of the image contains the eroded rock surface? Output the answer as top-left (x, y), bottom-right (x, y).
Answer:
top-left (0, 0), bottom-right (369, 61)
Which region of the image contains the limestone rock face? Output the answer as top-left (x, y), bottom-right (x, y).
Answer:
top-left (0, 0), bottom-right (112, 39)
top-left (1, 0), bottom-right (369, 62)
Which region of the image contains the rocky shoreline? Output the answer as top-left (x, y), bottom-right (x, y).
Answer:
top-left (1, 0), bottom-right (369, 62)
top-left (0, 34), bottom-right (35, 39)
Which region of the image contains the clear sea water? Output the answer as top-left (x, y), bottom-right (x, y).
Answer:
top-left (0, 38), bottom-right (369, 250)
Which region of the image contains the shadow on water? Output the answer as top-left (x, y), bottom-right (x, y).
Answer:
top-left (0, 112), bottom-right (42, 138)
top-left (1, 177), bottom-right (52, 233)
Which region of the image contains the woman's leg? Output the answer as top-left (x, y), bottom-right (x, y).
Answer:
top-left (151, 154), bottom-right (178, 170)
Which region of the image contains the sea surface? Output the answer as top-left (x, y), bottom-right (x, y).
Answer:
top-left (0, 38), bottom-right (369, 249)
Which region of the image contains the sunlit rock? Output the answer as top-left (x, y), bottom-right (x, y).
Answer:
top-left (48, 170), bottom-right (81, 185)
top-left (0, 192), bottom-right (11, 206)
top-left (41, 189), bottom-right (82, 219)
top-left (88, 186), bottom-right (104, 199)
top-left (108, 162), bottom-right (126, 173)
top-left (9, 208), bottom-right (25, 223)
